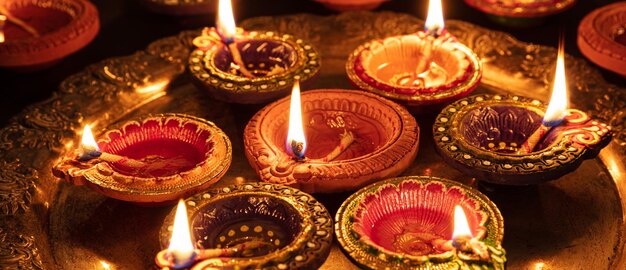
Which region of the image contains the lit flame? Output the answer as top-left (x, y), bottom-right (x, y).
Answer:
top-left (99, 260), bottom-right (111, 270)
top-left (81, 125), bottom-right (100, 152)
top-left (168, 199), bottom-right (195, 263)
top-left (425, 0), bottom-right (445, 36)
top-left (217, 0), bottom-right (237, 41)
top-left (543, 39), bottom-right (568, 126)
top-left (0, 15), bottom-right (6, 43)
top-left (286, 81), bottom-right (306, 158)
top-left (452, 205), bottom-right (473, 239)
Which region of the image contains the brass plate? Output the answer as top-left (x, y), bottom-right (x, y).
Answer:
top-left (0, 11), bottom-right (624, 269)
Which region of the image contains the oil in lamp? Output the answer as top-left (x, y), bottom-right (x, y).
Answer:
top-left (244, 83), bottom-right (420, 193)
top-left (346, 0), bottom-right (482, 113)
top-left (157, 183), bottom-right (333, 269)
top-left (52, 114), bottom-right (232, 204)
top-left (433, 40), bottom-right (613, 185)
top-left (335, 176), bottom-right (506, 269)
top-left (188, 0), bottom-right (320, 104)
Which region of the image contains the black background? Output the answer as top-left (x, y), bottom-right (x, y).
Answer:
top-left (0, 0), bottom-right (624, 125)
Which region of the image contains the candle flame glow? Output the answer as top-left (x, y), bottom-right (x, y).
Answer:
top-left (167, 199), bottom-right (195, 264)
top-left (286, 81), bottom-right (306, 159)
top-left (81, 125), bottom-right (100, 152)
top-left (217, 0), bottom-right (237, 41)
top-left (0, 15), bottom-right (6, 43)
top-left (452, 205), bottom-right (473, 239)
top-left (543, 38), bottom-right (568, 126)
top-left (425, 0), bottom-right (445, 36)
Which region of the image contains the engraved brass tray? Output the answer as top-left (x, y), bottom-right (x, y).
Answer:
top-left (1, 12), bottom-right (625, 269)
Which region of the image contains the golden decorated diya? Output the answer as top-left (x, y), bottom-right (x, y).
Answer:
top-left (578, 2), bottom-right (626, 77)
top-left (157, 183), bottom-right (333, 269)
top-left (335, 176), bottom-right (506, 270)
top-left (464, 0), bottom-right (576, 27)
top-left (243, 87), bottom-right (420, 193)
top-left (0, 0), bottom-right (99, 71)
top-left (188, 0), bottom-right (320, 104)
top-left (346, 0), bottom-right (481, 113)
top-left (433, 43), bottom-right (613, 185)
top-left (52, 114), bottom-right (232, 205)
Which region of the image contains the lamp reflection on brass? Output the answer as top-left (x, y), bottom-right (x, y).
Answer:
top-left (99, 260), bottom-right (111, 270)
top-left (135, 80), bottom-right (170, 94)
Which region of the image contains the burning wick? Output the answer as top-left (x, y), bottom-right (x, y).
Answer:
top-left (155, 200), bottom-right (270, 269)
top-left (451, 205), bottom-right (490, 261)
top-left (516, 37), bottom-right (568, 155)
top-left (0, 6), bottom-right (40, 38)
top-left (413, 0), bottom-right (447, 87)
top-left (216, 0), bottom-right (254, 78)
top-left (77, 125), bottom-right (146, 168)
top-left (286, 80), bottom-right (307, 160)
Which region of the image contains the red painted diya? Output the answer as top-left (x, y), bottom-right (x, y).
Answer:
top-left (464, 0), bottom-right (576, 27)
top-left (52, 114), bottom-right (232, 205)
top-left (336, 176), bottom-right (505, 269)
top-left (0, 0), bottom-right (99, 71)
top-left (433, 94), bottom-right (613, 185)
top-left (578, 2), bottom-right (626, 77)
top-left (313, 0), bottom-right (388, 12)
top-left (243, 89), bottom-right (420, 193)
top-left (346, 31), bottom-right (482, 113)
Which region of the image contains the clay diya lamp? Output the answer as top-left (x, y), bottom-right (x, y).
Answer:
top-left (140, 0), bottom-right (216, 16)
top-left (0, 0), bottom-right (99, 71)
top-left (156, 183), bottom-right (333, 269)
top-left (434, 41), bottom-right (613, 185)
top-left (346, 0), bottom-right (481, 114)
top-left (188, 0), bottom-right (320, 104)
top-left (336, 176), bottom-right (506, 269)
top-left (52, 114), bottom-right (232, 205)
top-left (243, 83), bottom-right (420, 193)
top-left (464, 0), bottom-right (576, 27)
top-left (313, 0), bottom-right (389, 12)
top-left (578, 2), bottom-right (626, 77)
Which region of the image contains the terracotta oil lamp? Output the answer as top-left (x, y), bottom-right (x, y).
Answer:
top-left (335, 176), bottom-right (506, 269)
top-left (243, 82), bottom-right (420, 193)
top-left (578, 2), bottom-right (626, 78)
top-left (0, 0), bottom-right (99, 71)
top-left (433, 43), bottom-right (613, 185)
top-left (156, 183), bottom-right (333, 269)
top-left (140, 0), bottom-right (216, 16)
top-left (346, 0), bottom-right (481, 114)
top-left (52, 114), bottom-right (232, 205)
top-left (313, 0), bottom-right (389, 12)
top-left (464, 0), bottom-right (576, 27)
top-left (188, 0), bottom-right (320, 104)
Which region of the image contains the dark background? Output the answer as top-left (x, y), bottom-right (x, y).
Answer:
top-left (0, 0), bottom-right (624, 125)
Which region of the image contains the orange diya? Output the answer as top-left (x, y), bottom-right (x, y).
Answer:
top-left (346, 0), bottom-right (481, 113)
top-left (0, 0), bottom-right (99, 71)
top-left (243, 83), bottom-right (420, 193)
top-left (52, 114), bottom-right (232, 205)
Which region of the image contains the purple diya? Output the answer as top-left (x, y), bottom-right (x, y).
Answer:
top-left (188, 27), bottom-right (320, 104)
top-left (158, 183), bottom-right (333, 269)
top-left (313, 0), bottom-right (388, 12)
top-left (578, 2), bottom-right (626, 77)
top-left (346, 31), bottom-right (482, 113)
top-left (335, 176), bottom-right (506, 269)
top-left (464, 0), bottom-right (576, 27)
top-left (0, 0), bottom-right (99, 71)
top-left (243, 89), bottom-right (420, 193)
top-left (52, 114), bottom-right (232, 205)
top-left (433, 94), bottom-right (613, 185)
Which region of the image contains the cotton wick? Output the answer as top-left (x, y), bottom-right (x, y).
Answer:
top-left (320, 130), bottom-right (356, 162)
top-left (516, 116), bottom-right (565, 155)
top-left (155, 240), bottom-right (270, 269)
top-left (78, 147), bottom-right (146, 168)
top-left (453, 236), bottom-right (491, 261)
